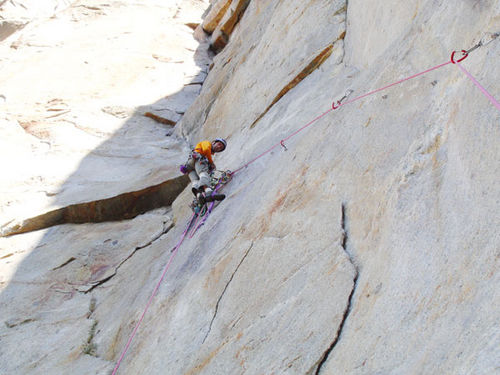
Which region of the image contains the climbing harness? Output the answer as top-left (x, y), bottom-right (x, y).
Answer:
top-left (111, 34), bottom-right (499, 374)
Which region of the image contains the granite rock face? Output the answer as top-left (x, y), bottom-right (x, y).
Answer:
top-left (1, 0), bottom-right (499, 374)
top-left (0, 0), bottom-right (74, 41)
top-left (0, 0), bottom-right (212, 235)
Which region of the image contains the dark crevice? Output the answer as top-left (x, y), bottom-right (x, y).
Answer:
top-left (341, 203), bottom-right (348, 250)
top-left (1, 175), bottom-right (189, 237)
top-left (184, 82), bottom-right (204, 87)
top-left (202, 241), bottom-right (254, 343)
top-left (143, 112), bottom-right (177, 126)
top-left (250, 43), bottom-right (336, 129)
top-left (248, 1), bottom-right (350, 131)
top-left (82, 221), bottom-right (174, 293)
top-left (207, 0), bottom-right (251, 54)
top-left (341, 0), bottom-right (349, 65)
top-left (249, 31), bottom-right (347, 130)
top-left (314, 202), bottom-right (359, 375)
top-left (52, 257), bottom-right (77, 271)
top-left (4, 317), bottom-right (36, 329)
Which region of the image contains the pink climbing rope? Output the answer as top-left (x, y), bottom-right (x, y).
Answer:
top-left (189, 183), bottom-right (224, 236)
top-left (449, 49), bottom-right (500, 111)
top-left (111, 212), bottom-right (196, 375)
top-left (232, 108), bottom-right (334, 175)
top-left (189, 212), bottom-right (203, 238)
top-left (454, 62), bottom-right (500, 111)
top-left (232, 58), bottom-right (454, 175)
top-left (338, 61), bottom-right (452, 108)
top-left (111, 46), bottom-right (499, 373)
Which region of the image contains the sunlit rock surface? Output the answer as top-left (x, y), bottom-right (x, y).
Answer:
top-left (1, 0), bottom-right (499, 374)
top-left (0, 0), bottom-right (211, 233)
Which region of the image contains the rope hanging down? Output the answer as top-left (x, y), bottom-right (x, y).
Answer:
top-left (111, 173), bottom-right (230, 374)
top-left (111, 39), bottom-right (499, 373)
top-left (450, 46), bottom-right (500, 111)
top-left (454, 62), bottom-right (500, 110)
top-left (111, 212), bottom-right (195, 375)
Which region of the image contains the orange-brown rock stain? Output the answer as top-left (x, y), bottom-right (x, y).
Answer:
top-left (203, 253), bottom-right (234, 290)
top-left (244, 165), bottom-right (314, 240)
top-left (185, 340), bottom-right (228, 375)
top-left (250, 44), bottom-right (334, 129)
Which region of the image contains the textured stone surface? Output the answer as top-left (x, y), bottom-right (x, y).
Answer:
top-left (178, 0), bottom-right (347, 140)
top-left (177, 0), bottom-right (500, 373)
top-left (202, 0), bottom-right (232, 34)
top-left (1, 0), bottom-right (499, 374)
top-left (1, 0), bottom-right (211, 372)
top-left (0, 0), bottom-right (211, 231)
top-left (0, 0), bottom-right (74, 25)
top-left (0, 209), bottom-right (173, 374)
top-left (209, 0), bottom-right (250, 52)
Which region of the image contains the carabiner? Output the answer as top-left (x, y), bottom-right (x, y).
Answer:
top-left (451, 50), bottom-right (468, 64)
top-left (332, 89), bottom-right (354, 110)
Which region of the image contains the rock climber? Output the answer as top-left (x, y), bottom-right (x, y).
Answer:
top-left (180, 138), bottom-right (227, 204)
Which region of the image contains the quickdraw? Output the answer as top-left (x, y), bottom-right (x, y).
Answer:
top-left (112, 34), bottom-right (500, 373)
top-left (451, 32), bottom-right (500, 64)
top-left (332, 89), bottom-right (354, 110)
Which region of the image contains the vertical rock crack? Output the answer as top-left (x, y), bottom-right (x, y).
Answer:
top-left (314, 202), bottom-right (359, 374)
top-left (202, 241), bottom-right (254, 343)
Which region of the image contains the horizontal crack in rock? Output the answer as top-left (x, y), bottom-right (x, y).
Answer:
top-left (1, 175), bottom-right (189, 237)
top-left (81, 221), bottom-right (174, 293)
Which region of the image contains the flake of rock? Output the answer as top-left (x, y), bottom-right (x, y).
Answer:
top-left (202, 0), bottom-right (232, 33)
